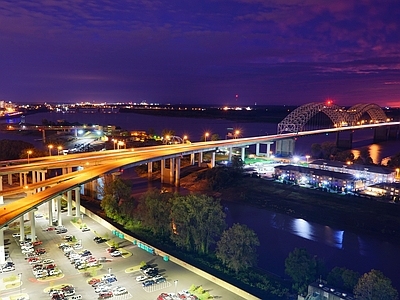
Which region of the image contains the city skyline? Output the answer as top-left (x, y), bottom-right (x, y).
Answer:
top-left (1, 1), bottom-right (400, 107)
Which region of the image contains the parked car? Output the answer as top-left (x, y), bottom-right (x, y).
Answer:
top-left (81, 227), bottom-right (90, 232)
top-left (155, 277), bottom-right (166, 284)
top-left (142, 279), bottom-right (154, 287)
top-left (89, 278), bottom-right (101, 285)
top-left (112, 286), bottom-right (127, 295)
top-left (97, 292), bottom-right (113, 299)
top-left (95, 238), bottom-right (107, 244)
top-left (12, 233), bottom-right (21, 238)
top-left (110, 250), bottom-right (122, 257)
top-left (32, 240), bottom-right (43, 246)
top-left (42, 259), bottom-right (54, 264)
top-left (56, 228), bottom-right (67, 234)
top-left (136, 275), bottom-right (148, 282)
top-left (1, 265), bottom-right (16, 272)
top-left (36, 248), bottom-right (46, 255)
top-left (106, 247), bottom-right (116, 253)
top-left (21, 248), bottom-right (34, 254)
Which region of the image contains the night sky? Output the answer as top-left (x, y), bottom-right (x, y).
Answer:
top-left (1, 1), bottom-right (400, 107)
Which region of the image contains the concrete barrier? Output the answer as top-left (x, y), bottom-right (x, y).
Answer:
top-left (79, 205), bottom-right (260, 300)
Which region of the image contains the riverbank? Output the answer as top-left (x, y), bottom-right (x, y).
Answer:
top-left (179, 168), bottom-right (400, 243)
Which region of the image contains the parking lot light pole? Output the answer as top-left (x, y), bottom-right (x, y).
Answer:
top-left (174, 280), bottom-right (178, 295)
top-left (108, 267), bottom-right (112, 274)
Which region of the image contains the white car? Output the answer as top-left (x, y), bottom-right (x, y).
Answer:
top-left (110, 250), bottom-right (122, 257)
top-left (42, 259), bottom-right (54, 264)
top-left (1, 265), bottom-right (15, 272)
top-left (112, 286), bottom-right (127, 295)
top-left (12, 233), bottom-right (21, 238)
top-left (21, 248), bottom-right (34, 254)
top-left (136, 275), bottom-right (148, 282)
top-left (49, 269), bottom-right (61, 276)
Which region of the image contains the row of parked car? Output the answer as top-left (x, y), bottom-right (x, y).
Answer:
top-left (28, 255), bottom-right (62, 279)
top-left (48, 284), bottom-right (82, 300)
top-left (87, 275), bottom-right (127, 299)
top-left (137, 264), bottom-right (167, 287)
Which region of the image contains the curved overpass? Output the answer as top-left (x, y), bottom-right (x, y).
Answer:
top-left (1, 121), bottom-right (399, 229)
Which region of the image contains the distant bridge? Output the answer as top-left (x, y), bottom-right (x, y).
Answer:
top-left (277, 102), bottom-right (388, 134)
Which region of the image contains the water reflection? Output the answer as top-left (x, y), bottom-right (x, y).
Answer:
top-left (351, 143), bottom-right (381, 164)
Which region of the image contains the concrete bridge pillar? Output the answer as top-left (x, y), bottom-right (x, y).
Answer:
top-left (8, 173), bottom-right (12, 185)
top-left (57, 196), bottom-right (62, 226)
top-left (75, 187), bottom-right (81, 217)
top-left (147, 162), bottom-right (153, 180)
top-left (0, 176), bottom-right (3, 204)
top-left (211, 152), bottom-right (216, 168)
top-left (255, 143), bottom-right (260, 156)
top-left (174, 157), bottom-right (181, 187)
top-left (29, 210), bottom-right (36, 242)
top-left (169, 158), bottom-right (175, 185)
top-left (0, 227), bottom-right (6, 264)
top-left (228, 147), bottom-right (232, 161)
top-left (241, 147), bottom-right (246, 161)
top-left (275, 139), bottom-right (296, 157)
top-left (31, 171), bottom-right (36, 184)
top-left (67, 190), bottom-right (72, 216)
top-left (160, 159), bottom-right (165, 183)
top-left (266, 142), bottom-right (273, 157)
top-left (48, 200), bottom-right (53, 226)
top-left (20, 215), bottom-right (25, 241)
top-left (336, 131), bottom-right (353, 149)
top-left (190, 153), bottom-right (195, 165)
top-left (198, 152), bottom-right (203, 167)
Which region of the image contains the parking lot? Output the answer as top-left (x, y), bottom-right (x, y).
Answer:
top-left (1, 210), bottom-right (247, 300)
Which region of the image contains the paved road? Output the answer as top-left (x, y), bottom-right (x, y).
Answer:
top-left (2, 210), bottom-right (248, 300)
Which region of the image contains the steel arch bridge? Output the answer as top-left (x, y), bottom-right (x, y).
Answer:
top-left (277, 102), bottom-right (388, 134)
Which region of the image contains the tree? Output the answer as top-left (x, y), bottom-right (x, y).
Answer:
top-left (137, 189), bottom-right (172, 236)
top-left (327, 267), bottom-right (360, 292)
top-left (216, 223), bottom-right (259, 273)
top-left (100, 175), bottom-right (133, 220)
top-left (0, 139), bottom-right (35, 160)
top-left (170, 194), bottom-right (226, 254)
top-left (353, 269), bottom-right (398, 300)
top-left (285, 248), bottom-right (317, 295)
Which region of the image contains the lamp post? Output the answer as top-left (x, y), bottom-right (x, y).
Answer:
top-left (305, 155), bottom-right (310, 163)
top-left (183, 135), bottom-right (187, 143)
top-left (204, 132), bottom-right (209, 142)
top-left (57, 146), bottom-right (62, 156)
top-left (48, 144), bottom-right (53, 156)
top-left (27, 150), bottom-right (32, 164)
top-left (108, 267), bottom-right (112, 274)
top-left (234, 130), bottom-right (240, 139)
top-left (396, 168), bottom-right (400, 179)
top-left (174, 280), bottom-right (178, 295)
top-left (112, 139), bottom-right (117, 150)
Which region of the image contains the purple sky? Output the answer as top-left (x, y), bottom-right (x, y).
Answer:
top-left (1, 1), bottom-right (400, 107)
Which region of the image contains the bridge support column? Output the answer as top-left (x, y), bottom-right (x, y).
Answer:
top-left (169, 158), bottom-right (175, 185)
top-left (266, 142), bottom-right (273, 157)
top-left (75, 187), bottom-right (81, 218)
top-left (8, 173), bottom-right (12, 185)
top-left (228, 147), bottom-right (232, 161)
top-left (0, 227), bottom-right (6, 264)
top-left (57, 196), bottom-right (62, 226)
top-left (211, 152), bottom-right (216, 168)
top-left (20, 216), bottom-right (25, 241)
top-left (0, 176), bottom-right (3, 204)
top-left (29, 211), bottom-right (36, 242)
top-left (255, 143), bottom-right (260, 156)
top-left (147, 162), bottom-right (153, 180)
top-left (373, 127), bottom-right (390, 142)
top-left (241, 147), bottom-right (245, 161)
top-left (67, 190), bottom-right (72, 216)
top-left (48, 200), bottom-right (53, 226)
top-left (275, 139), bottom-right (295, 157)
top-left (336, 131), bottom-right (353, 149)
top-left (160, 159), bottom-right (165, 183)
top-left (190, 153), bottom-right (195, 165)
top-left (175, 157), bottom-right (181, 187)
top-left (40, 171), bottom-right (47, 191)
top-left (31, 171), bottom-right (36, 184)
top-left (198, 152), bottom-right (203, 167)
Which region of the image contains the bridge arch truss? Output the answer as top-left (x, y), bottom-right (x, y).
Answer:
top-left (277, 102), bottom-right (388, 134)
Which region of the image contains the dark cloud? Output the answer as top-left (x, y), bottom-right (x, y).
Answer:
top-left (0, 0), bottom-right (399, 106)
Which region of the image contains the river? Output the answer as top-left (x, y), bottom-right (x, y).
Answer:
top-left (2, 111), bottom-right (400, 290)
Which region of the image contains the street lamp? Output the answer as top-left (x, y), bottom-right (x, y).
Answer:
top-left (305, 155), bottom-right (310, 163)
top-left (48, 144), bottom-right (53, 156)
top-left (57, 146), bottom-right (62, 156)
top-left (183, 135), bottom-right (188, 143)
top-left (27, 150), bottom-right (32, 164)
top-left (174, 280), bottom-right (178, 295)
top-left (234, 130), bottom-right (240, 139)
top-left (204, 132), bottom-right (209, 142)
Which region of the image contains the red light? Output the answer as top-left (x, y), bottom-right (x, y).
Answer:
top-left (327, 99), bottom-right (333, 105)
